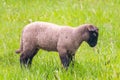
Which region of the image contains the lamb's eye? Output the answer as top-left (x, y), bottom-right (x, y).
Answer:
top-left (93, 33), bottom-right (96, 36)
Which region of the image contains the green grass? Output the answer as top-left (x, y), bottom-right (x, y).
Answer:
top-left (0, 0), bottom-right (120, 80)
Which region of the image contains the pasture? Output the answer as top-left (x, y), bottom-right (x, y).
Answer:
top-left (0, 0), bottom-right (120, 80)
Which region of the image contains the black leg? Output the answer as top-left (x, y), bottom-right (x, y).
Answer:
top-left (59, 53), bottom-right (73, 69)
top-left (20, 54), bottom-right (29, 68)
top-left (68, 54), bottom-right (75, 67)
top-left (29, 48), bottom-right (39, 65)
top-left (60, 54), bottom-right (69, 68)
top-left (68, 54), bottom-right (72, 62)
top-left (20, 48), bottom-right (39, 68)
top-left (71, 55), bottom-right (75, 67)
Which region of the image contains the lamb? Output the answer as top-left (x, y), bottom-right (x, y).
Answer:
top-left (16, 22), bottom-right (99, 69)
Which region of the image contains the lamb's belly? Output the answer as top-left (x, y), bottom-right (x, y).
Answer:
top-left (42, 45), bottom-right (57, 51)
top-left (37, 40), bottom-right (58, 51)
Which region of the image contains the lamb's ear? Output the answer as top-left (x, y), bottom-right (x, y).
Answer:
top-left (88, 25), bottom-right (98, 32)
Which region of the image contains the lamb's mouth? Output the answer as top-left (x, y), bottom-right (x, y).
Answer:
top-left (87, 39), bottom-right (97, 47)
top-left (89, 43), bottom-right (96, 47)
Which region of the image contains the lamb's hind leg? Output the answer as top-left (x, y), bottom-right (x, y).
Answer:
top-left (20, 48), bottom-right (39, 68)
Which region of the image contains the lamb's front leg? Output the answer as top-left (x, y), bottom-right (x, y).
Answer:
top-left (67, 53), bottom-right (75, 67)
top-left (71, 54), bottom-right (75, 66)
top-left (58, 49), bottom-right (73, 69)
top-left (59, 53), bottom-right (69, 68)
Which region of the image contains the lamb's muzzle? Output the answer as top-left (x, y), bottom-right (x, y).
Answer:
top-left (16, 22), bottom-right (99, 69)
top-left (86, 25), bottom-right (99, 47)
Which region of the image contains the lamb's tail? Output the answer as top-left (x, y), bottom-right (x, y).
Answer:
top-left (15, 49), bottom-right (21, 54)
top-left (16, 35), bottom-right (23, 54)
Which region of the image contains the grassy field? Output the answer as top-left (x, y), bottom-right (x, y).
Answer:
top-left (0, 0), bottom-right (120, 80)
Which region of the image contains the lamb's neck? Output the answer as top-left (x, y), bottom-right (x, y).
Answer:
top-left (73, 26), bottom-right (89, 44)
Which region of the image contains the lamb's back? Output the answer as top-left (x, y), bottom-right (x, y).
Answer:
top-left (23, 22), bottom-right (61, 51)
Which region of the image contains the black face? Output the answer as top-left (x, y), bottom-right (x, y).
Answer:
top-left (87, 31), bottom-right (98, 47)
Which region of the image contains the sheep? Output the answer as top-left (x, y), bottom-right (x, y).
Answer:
top-left (16, 22), bottom-right (99, 69)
